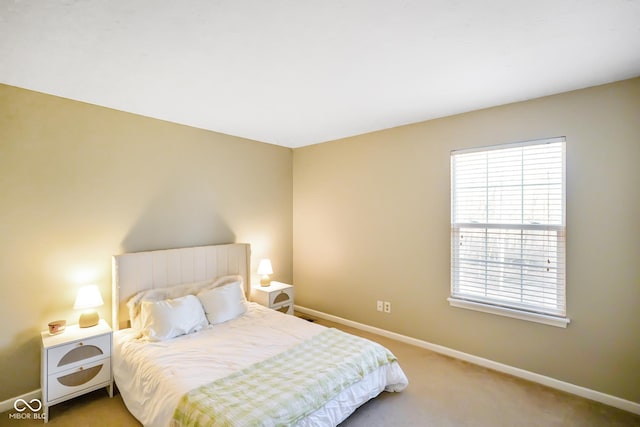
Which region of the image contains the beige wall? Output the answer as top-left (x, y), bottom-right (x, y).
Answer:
top-left (0, 84), bottom-right (293, 401)
top-left (293, 78), bottom-right (640, 403)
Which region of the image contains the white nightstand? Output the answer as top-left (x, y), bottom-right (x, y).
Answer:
top-left (40, 319), bottom-right (113, 423)
top-left (251, 282), bottom-right (294, 315)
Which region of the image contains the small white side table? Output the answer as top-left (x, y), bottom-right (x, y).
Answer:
top-left (250, 281), bottom-right (294, 315)
top-left (40, 319), bottom-right (113, 423)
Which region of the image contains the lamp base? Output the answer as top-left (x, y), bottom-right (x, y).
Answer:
top-left (260, 276), bottom-right (271, 287)
top-left (79, 310), bottom-right (99, 328)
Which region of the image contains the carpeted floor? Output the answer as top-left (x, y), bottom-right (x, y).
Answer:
top-left (2, 317), bottom-right (639, 426)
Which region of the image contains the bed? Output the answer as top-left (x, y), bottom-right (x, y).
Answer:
top-left (111, 243), bottom-right (408, 426)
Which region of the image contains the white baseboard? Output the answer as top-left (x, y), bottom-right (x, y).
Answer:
top-left (295, 305), bottom-right (640, 415)
top-left (0, 389), bottom-right (41, 414)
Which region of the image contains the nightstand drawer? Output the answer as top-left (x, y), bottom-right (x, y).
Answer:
top-left (47, 333), bottom-right (111, 374)
top-left (273, 303), bottom-right (293, 315)
top-left (269, 288), bottom-right (293, 307)
top-left (47, 358), bottom-right (111, 402)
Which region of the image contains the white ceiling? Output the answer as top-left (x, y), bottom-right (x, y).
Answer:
top-left (1, 1), bottom-right (639, 148)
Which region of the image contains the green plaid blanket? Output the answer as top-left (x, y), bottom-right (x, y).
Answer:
top-left (172, 328), bottom-right (398, 427)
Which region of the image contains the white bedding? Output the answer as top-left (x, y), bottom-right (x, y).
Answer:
top-left (113, 303), bottom-right (408, 427)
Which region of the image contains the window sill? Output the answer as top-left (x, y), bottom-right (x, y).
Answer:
top-left (447, 297), bottom-right (570, 328)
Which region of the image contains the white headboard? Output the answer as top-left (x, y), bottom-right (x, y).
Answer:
top-left (112, 243), bottom-right (251, 330)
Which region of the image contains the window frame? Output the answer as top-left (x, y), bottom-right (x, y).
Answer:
top-left (449, 137), bottom-right (569, 328)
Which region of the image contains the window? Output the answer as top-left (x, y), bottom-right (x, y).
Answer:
top-left (449, 137), bottom-right (568, 327)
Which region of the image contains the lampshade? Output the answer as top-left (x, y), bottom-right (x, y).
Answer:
top-left (74, 285), bottom-right (104, 309)
top-left (257, 259), bottom-right (274, 275)
top-left (74, 285), bottom-right (104, 328)
top-left (257, 259), bottom-right (273, 287)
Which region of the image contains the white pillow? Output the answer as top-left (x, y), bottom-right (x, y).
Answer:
top-left (197, 281), bottom-right (247, 325)
top-left (127, 275), bottom-right (243, 330)
top-left (139, 294), bottom-right (208, 341)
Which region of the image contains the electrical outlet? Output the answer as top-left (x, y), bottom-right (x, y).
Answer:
top-left (376, 300), bottom-right (383, 312)
top-left (384, 301), bottom-right (391, 314)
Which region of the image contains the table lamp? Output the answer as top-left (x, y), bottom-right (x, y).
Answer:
top-left (257, 259), bottom-right (273, 287)
top-left (74, 285), bottom-right (104, 328)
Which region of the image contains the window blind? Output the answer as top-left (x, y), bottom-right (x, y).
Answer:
top-left (450, 137), bottom-right (566, 318)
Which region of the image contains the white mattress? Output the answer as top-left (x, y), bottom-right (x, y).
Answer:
top-left (113, 303), bottom-right (408, 427)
